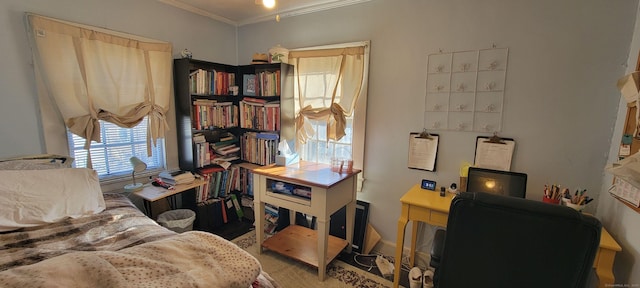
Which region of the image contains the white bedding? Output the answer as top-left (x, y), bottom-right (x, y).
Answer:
top-left (0, 193), bottom-right (277, 288)
top-left (0, 231), bottom-right (260, 288)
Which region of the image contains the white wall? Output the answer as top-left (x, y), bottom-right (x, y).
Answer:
top-left (598, 4), bottom-right (640, 284)
top-left (1, 0), bottom-right (639, 284)
top-left (238, 0), bottom-right (638, 283)
top-left (0, 0), bottom-right (237, 160)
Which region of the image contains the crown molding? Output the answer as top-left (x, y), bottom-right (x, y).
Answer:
top-left (239, 0), bottom-right (372, 26)
top-left (158, 0), bottom-right (372, 27)
top-left (157, 0), bottom-right (237, 26)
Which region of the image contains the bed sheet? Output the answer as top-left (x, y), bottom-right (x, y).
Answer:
top-left (0, 193), bottom-right (276, 288)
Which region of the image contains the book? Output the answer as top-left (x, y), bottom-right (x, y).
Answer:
top-left (243, 74), bottom-right (256, 96)
top-left (242, 97), bottom-right (267, 104)
top-left (224, 196), bottom-right (239, 222)
top-left (159, 170), bottom-right (195, 185)
top-left (230, 194), bottom-right (244, 219)
top-left (221, 197), bottom-right (228, 223)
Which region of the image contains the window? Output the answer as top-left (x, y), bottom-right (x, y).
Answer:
top-left (290, 41), bottom-right (369, 190)
top-left (297, 113), bottom-right (354, 164)
top-left (67, 117), bottom-right (165, 179)
top-left (26, 13), bottom-right (172, 186)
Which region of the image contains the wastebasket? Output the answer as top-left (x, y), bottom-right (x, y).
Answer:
top-left (157, 209), bottom-right (196, 233)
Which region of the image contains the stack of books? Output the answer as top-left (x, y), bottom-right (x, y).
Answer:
top-left (158, 170), bottom-right (196, 185)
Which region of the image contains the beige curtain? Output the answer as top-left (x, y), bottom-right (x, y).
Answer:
top-left (290, 46), bottom-right (365, 144)
top-left (26, 14), bottom-right (172, 165)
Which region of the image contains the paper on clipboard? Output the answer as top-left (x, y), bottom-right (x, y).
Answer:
top-left (605, 152), bottom-right (640, 189)
top-left (474, 136), bottom-right (515, 171)
top-left (408, 132), bottom-right (439, 171)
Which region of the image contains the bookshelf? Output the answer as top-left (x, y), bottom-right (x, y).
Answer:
top-left (174, 58), bottom-right (240, 171)
top-left (173, 59), bottom-right (294, 234)
top-left (238, 63), bottom-right (295, 167)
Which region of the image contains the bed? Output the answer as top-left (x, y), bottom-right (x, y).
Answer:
top-left (0, 155), bottom-right (278, 288)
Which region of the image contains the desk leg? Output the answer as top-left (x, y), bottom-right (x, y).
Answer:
top-left (409, 221), bottom-right (419, 267)
top-left (595, 248), bottom-right (616, 288)
top-left (317, 217), bottom-right (329, 281)
top-left (167, 195), bottom-right (177, 210)
top-left (289, 209), bottom-right (296, 226)
top-left (143, 200), bottom-right (152, 218)
top-left (254, 200), bottom-right (265, 254)
top-left (394, 204), bottom-right (409, 288)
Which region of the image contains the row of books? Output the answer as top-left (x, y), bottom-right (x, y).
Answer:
top-left (264, 203), bottom-right (279, 234)
top-left (240, 132), bottom-right (279, 165)
top-left (190, 68), bottom-right (236, 96)
top-left (196, 166), bottom-right (242, 203)
top-left (241, 167), bottom-right (255, 197)
top-left (239, 97), bottom-right (280, 131)
top-left (192, 132), bottom-right (213, 168)
top-left (243, 70), bottom-right (281, 97)
top-left (192, 99), bottom-right (238, 130)
top-left (194, 194), bottom-right (243, 230)
top-left (192, 132), bottom-right (240, 168)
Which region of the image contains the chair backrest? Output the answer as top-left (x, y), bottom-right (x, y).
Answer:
top-left (436, 192), bottom-right (601, 288)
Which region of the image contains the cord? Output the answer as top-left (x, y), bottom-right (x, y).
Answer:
top-left (351, 251), bottom-right (431, 275)
top-left (352, 254), bottom-right (376, 271)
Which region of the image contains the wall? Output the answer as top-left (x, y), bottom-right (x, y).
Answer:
top-left (0, 0), bottom-right (237, 161)
top-left (238, 0), bottom-right (639, 282)
top-left (598, 3), bottom-right (640, 284)
top-left (1, 0), bottom-right (638, 284)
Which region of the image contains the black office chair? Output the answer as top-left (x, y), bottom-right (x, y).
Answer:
top-left (430, 192), bottom-right (601, 288)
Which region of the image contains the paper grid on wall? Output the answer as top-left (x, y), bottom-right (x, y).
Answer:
top-left (424, 48), bottom-right (509, 132)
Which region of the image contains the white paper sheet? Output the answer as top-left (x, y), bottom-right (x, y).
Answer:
top-left (408, 133), bottom-right (439, 171)
top-left (474, 137), bottom-right (515, 171)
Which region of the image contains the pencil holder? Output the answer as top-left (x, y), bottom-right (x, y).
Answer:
top-left (562, 198), bottom-right (585, 211)
top-left (542, 197), bottom-right (560, 204)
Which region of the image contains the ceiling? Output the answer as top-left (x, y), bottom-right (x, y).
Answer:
top-left (157, 0), bottom-right (371, 26)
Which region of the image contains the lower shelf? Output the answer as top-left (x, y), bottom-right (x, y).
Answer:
top-left (261, 224), bottom-right (349, 268)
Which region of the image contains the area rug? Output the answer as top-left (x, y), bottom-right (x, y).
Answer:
top-left (233, 231), bottom-right (392, 288)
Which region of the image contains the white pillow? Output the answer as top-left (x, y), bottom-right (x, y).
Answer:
top-left (0, 168), bottom-right (105, 232)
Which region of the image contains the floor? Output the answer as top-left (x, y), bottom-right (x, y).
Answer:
top-left (336, 251), bottom-right (413, 287)
top-left (211, 216), bottom-right (255, 240)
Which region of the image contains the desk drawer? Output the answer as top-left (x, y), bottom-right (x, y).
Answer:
top-left (429, 210), bottom-right (448, 227)
top-left (409, 206), bottom-right (448, 227)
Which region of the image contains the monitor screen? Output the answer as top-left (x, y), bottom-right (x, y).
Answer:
top-left (466, 167), bottom-right (528, 198)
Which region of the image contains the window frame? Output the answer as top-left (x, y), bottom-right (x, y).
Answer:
top-left (66, 117), bottom-right (167, 181)
top-left (290, 41), bottom-right (369, 190)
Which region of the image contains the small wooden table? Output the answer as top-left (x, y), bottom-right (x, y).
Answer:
top-left (393, 184), bottom-right (622, 288)
top-left (134, 178), bottom-right (205, 218)
top-left (253, 162), bottom-right (360, 281)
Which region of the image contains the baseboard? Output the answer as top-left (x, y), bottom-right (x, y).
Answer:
top-left (370, 239), bottom-right (432, 270)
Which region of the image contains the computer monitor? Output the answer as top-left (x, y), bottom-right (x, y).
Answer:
top-left (466, 167), bottom-right (528, 198)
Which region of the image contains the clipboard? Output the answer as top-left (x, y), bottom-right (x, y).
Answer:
top-left (408, 131), bottom-right (439, 171)
top-left (474, 134), bottom-right (515, 171)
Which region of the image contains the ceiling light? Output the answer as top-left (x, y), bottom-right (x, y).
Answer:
top-left (263, 0), bottom-right (276, 9)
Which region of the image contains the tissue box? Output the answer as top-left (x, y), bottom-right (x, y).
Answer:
top-left (275, 154), bottom-right (299, 166)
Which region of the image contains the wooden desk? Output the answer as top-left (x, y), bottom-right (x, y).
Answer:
top-left (393, 184), bottom-right (622, 288)
top-left (134, 178), bottom-right (205, 218)
top-left (253, 162), bottom-right (360, 281)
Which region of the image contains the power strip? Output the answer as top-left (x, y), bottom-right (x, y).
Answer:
top-left (375, 255), bottom-right (394, 277)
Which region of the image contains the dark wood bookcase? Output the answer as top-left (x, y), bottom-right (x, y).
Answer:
top-left (173, 58), bottom-right (294, 235)
top-left (173, 58), bottom-right (294, 173)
